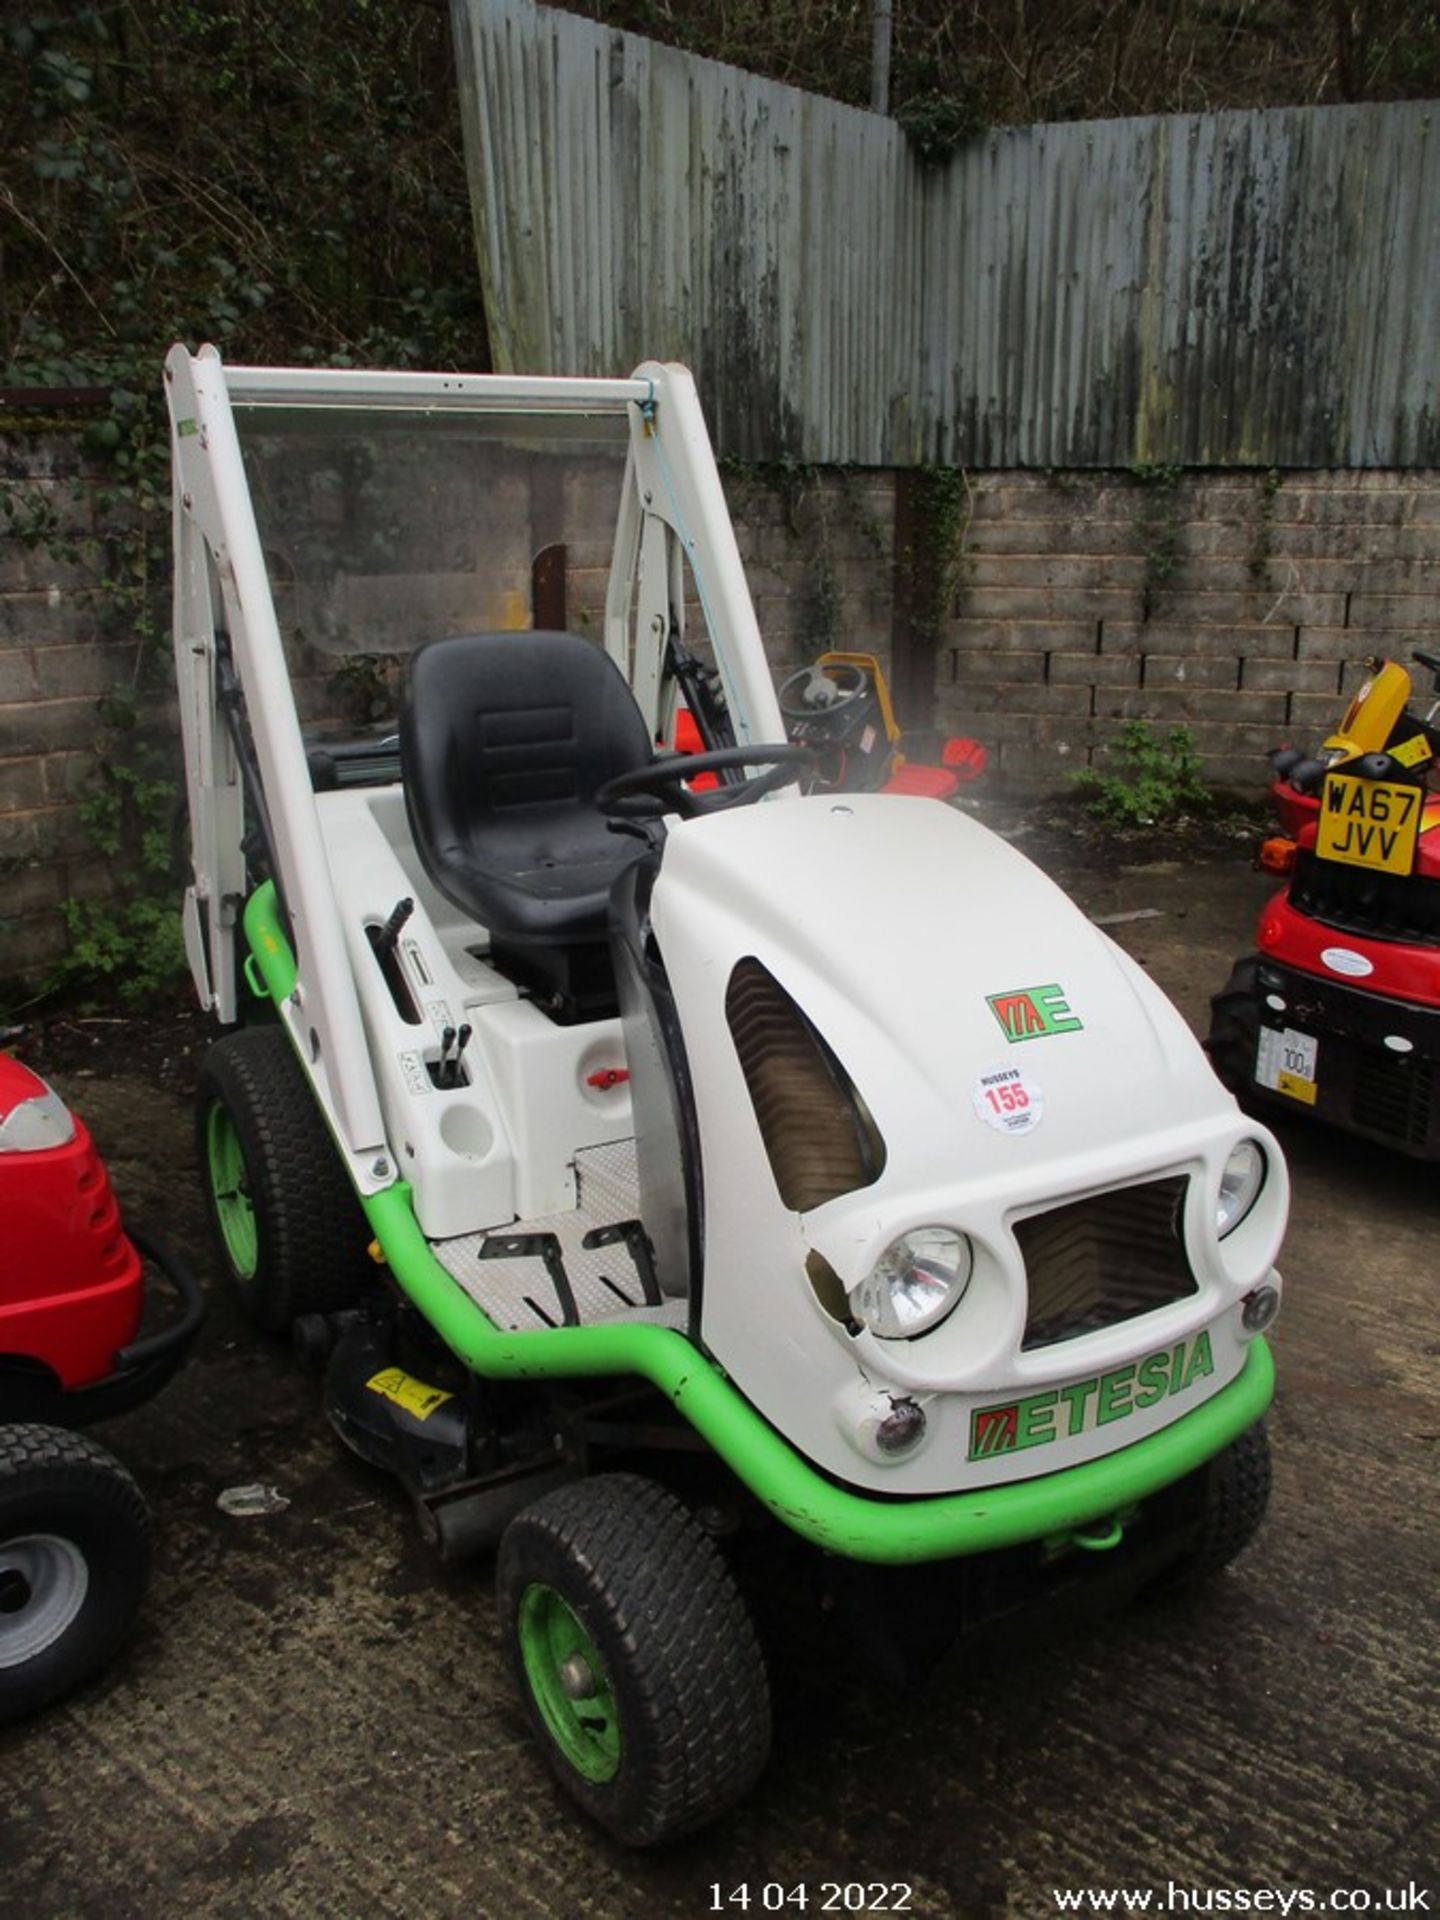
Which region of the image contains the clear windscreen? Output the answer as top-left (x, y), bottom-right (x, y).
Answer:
top-left (232, 404), bottom-right (633, 728)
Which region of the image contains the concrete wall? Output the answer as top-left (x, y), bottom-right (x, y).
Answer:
top-left (937, 469), bottom-right (1440, 787)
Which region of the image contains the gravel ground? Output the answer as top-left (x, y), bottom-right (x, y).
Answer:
top-left (3, 813), bottom-right (1436, 1920)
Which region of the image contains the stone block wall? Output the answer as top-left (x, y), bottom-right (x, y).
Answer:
top-left (0, 430), bottom-right (166, 982)
top-left (935, 470), bottom-right (1440, 789)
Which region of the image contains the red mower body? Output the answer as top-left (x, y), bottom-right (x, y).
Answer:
top-left (0, 1054), bottom-right (202, 1421)
top-left (0, 1055), bottom-right (143, 1388)
top-left (1212, 730), bottom-right (1440, 1157)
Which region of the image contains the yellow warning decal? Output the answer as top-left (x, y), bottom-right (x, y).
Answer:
top-left (1276, 1071), bottom-right (1318, 1106)
top-left (365, 1367), bottom-right (454, 1420)
top-left (1390, 733), bottom-right (1432, 769)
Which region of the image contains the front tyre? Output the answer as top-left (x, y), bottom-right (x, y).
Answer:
top-left (0, 1425), bottom-right (151, 1723)
top-left (497, 1474), bottom-right (771, 1846)
top-left (196, 1025), bottom-right (375, 1332)
top-left (1161, 1422), bottom-right (1272, 1590)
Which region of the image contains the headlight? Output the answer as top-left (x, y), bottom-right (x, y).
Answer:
top-left (849, 1227), bottom-right (972, 1339)
top-left (1217, 1140), bottom-right (1265, 1237)
top-left (0, 1081), bottom-right (76, 1154)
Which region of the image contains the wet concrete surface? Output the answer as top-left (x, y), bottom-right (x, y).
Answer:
top-left (4, 821), bottom-right (1437, 1919)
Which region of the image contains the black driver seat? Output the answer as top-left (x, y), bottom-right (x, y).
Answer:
top-left (400, 630), bottom-right (656, 1017)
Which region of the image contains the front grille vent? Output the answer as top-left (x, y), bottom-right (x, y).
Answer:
top-left (1016, 1177), bottom-right (1195, 1350)
top-left (1352, 1054), bottom-right (1433, 1150)
top-left (726, 958), bottom-right (885, 1212)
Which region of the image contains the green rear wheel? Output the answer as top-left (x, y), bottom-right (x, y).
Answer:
top-left (205, 1102), bottom-right (258, 1279)
top-left (498, 1473), bottom-right (771, 1847)
top-left (195, 1025), bottom-right (375, 1331)
top-left (516, 1582), bottom-right (622, 1783)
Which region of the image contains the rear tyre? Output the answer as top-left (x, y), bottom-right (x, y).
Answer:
top-left (497, 1473), bottom-right (771, 1846)
top-left (1205, 953), bottom-right (1262, 1098)
top-left (0, 1425), bottom-right (151, 1722)
top-left (1161, 1422), bottom-right (1272, 1590)
top-left (196, 1024), bottom-right (375, 1331)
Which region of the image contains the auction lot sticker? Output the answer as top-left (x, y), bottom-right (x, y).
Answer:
top-left (973, 1064), bottom-right (1044, 1135)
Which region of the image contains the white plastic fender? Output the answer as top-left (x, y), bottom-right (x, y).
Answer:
top-left (650, 794), bottom-right (1287, 1495)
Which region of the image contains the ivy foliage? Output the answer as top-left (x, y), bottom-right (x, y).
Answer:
top-left (2, 3), bottom-right (486, 396)
top-left (2, 2), bottom-right (485, 1005)
top-left (570, 0), bottom-right (1440, 161)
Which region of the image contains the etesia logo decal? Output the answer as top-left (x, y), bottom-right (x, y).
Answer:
top-left (987, 982), bottom-right (1083, 1043)
top-left (968, 1333), bottom-right (1215, 1458)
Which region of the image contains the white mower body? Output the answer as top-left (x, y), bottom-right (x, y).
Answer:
top-left (653, 794), bottom-right (1285, 1493)
top-left (166, 347), bottom-right (1285, 1508)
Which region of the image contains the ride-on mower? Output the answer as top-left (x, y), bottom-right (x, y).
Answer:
top-left (169, 348), bottom-right (1286, 1845)
top-left (1210, 652), bottom-right (1440, 1156)
top-left (0, 1052), bottom-right (202, 1720)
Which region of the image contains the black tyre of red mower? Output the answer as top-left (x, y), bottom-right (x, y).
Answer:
top-left (0, 1424), bottom-right (152, 1723)
top-left (195, 1024), bottom-right (375, 1332)
top-left (1160, 1421), bottom-right (1273, 1590)
top-left (497, 1473), bottom-right (772, 1847)
top-left (1205, 953), bottom-right (1262, 1098)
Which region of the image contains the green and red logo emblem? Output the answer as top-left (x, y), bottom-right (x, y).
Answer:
top-left (986, 982), bottom-right (1083, 1043)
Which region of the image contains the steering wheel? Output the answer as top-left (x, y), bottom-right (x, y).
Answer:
top-left (596, 745), bottom-right (815, 818)
top-left (778, 662), bottom-right (868, 720)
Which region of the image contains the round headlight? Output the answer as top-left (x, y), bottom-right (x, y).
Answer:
top-left (849, 1227), bottom-right (972, 1339)
top-left (1217, 1140), bottom-right (1265, 1237)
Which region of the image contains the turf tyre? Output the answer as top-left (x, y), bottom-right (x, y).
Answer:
top-left (196, 1024), bottom-right (374, 1331)
top-left (0, 1424), bottom-right (151, 1722)
top-left (497, 1473), bottom-right (771, 1846)
top-left (1162, 1421), bottom-right (1272, 1589)
top-left (1205, 953), bottom-right (1262, 1098)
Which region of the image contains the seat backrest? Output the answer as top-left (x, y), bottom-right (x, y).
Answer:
top-left (399, 630), bottom-right (656, 944)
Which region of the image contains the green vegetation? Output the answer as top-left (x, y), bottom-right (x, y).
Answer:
top-left (1075, 722), bottom-right (1211, 827)
top-left (910, 463), bottom-right (978, 645)
top-left (2, 2), bottom-right (483, 1005)
top-left (1128, 462), bottom-right (1186, 613)
top-left (572, 1), bottom-right (1440, 147)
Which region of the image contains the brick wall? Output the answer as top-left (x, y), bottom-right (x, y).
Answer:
top-left (0, 429), bottom-right (161, 982)
top-left (936, 470), bottom-right (1440, 788)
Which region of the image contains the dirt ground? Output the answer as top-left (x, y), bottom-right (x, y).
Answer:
top-left (3, 807), bottom-right (1437, 1920)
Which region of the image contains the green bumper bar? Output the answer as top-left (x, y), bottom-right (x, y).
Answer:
top-left (367, 1181), bottom-right (1273, 1567)
top-left (245, 882), bottom-right (1274, 1568)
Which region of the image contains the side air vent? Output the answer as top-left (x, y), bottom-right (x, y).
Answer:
top-left (725, 958), bottom-right (885, 1212)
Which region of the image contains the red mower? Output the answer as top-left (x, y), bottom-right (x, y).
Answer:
top-left (0, 1051), bottom-right (202, 1721)
top-left (1209, 652), bottom-right (1440, 1156)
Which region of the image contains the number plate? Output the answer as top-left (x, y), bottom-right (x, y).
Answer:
top-left (1315, 773), bottom-right (1421, 875)
top-left (1256, 1026), bottom-right (1318, 1106)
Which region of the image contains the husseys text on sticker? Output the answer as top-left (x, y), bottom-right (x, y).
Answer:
top-left (972, 1064), bottom-right (1043, 1135)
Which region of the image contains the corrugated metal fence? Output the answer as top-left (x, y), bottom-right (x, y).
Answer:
top-left (453, 0), bottom-right (1440, 469)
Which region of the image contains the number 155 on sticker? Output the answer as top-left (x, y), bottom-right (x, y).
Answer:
top-left (972, 1065), bottom-right (1044, 1135)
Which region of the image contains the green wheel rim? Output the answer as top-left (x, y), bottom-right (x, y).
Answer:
top-left (206, 1103), bottom-right (258, 1280)
top-left (517, 1582), bottom-right (622, 1783)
